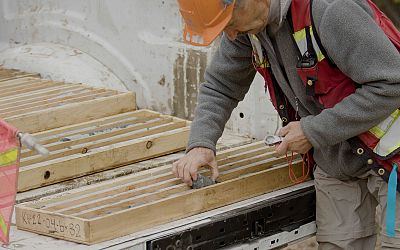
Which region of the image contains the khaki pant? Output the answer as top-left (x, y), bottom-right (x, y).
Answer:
top-left (314, 167), bottom-right (400, 250)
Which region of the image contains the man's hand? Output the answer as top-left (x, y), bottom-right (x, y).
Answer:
top-left (275, 121), bottom-right (312, 155)
top-left (172, 147), bottom-right (218, 186)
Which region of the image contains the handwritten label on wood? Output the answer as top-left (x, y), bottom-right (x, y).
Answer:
top-left (16, 208), bottom-right (87, 242)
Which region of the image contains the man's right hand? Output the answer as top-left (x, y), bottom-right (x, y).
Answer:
top-left (172, 147), bottom-right (219, 186)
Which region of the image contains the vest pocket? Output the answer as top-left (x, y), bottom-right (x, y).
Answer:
top-left (296, 59), bottom-right (356, 109)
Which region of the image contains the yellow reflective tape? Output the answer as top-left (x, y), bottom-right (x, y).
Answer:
top-left (0, 148), bottom-right (18, 167)
top-left (249, 34), bottom-right (258, 40)
top-left (316, 51), bottom-right (325, 62)
top-left (371, 109), bottom-right (400, 138)
top-left (369, 126), bottom-right (385, 139)
top-left (0, 214), bottom-right (7, 236)
top-left (293, 29), bottom-right (306, 42)
top-left (390, 109), bottom-right (400, 119)
top-left (309, 27), bottom-right (315, 36)
top-left (293, 27), bottom-right (325, 62)
top-left (293, 27), bottom-right (315, 43)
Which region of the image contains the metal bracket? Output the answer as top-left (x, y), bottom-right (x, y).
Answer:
top-left (147, 187), bottom-right (315, 250)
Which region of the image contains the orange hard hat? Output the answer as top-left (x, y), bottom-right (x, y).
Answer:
top-left (177, 0), bottom-right (236, 46)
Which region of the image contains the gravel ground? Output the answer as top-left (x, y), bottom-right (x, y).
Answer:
top-left (282, 234), bottom-right (382, 249)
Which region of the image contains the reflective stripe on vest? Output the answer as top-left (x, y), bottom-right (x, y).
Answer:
top-left (372, 109), bottom-right (400, 157)
top-left (249, 34), bottom-right (270, 68)
top-left (293, 26), bottom-right (400, 158)
top-left (0, 148), bottom-right (18, 167)
top-left (0, 214), bottom-right (7, 236)
top-left (293, 26), bottom-right (325, 62)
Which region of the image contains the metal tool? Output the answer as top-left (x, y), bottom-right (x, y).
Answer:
top-left (17, 132), bottom-right (49, 156)
top-left (264, 135), bottom-right (283, 146)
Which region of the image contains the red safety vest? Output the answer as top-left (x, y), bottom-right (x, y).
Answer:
top-left (250, 0), bottom-right (400, 190)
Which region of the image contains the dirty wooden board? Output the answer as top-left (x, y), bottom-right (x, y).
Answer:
top-left (16, 131), bottom-right (253, 204)
top-left (17, 110), bottom-right (190, 192)
top-left (0, 68), bottom-right (136, 133)
top-left (16, 142), bottom-right (306, 244)
top-left (0, 68), bottom-right (39, 81)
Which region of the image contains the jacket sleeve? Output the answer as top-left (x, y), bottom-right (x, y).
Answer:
top-left (300, 0), bottom-right (400, 149)
top-left (186, 34), bottom-right (256, 153)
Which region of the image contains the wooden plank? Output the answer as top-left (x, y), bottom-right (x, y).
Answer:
top-left (20, 120), bottom-right (185, 166)
top-left (27, 141), bottom-right (267, 209)
top-left (0, 68), bottom-right (39, 82)
top-left (15, 206), bottom-right (90, 244)
top-left (0, 67), bottom-right (137, 133)
top-left (0, 85), bottom-right (87, 109)
top-left (5, 92), bottom-right (136, 133)
top-left (216, 141), bottom-right (265, 160)
top-left (1, 90), bottom-right (114, 117)
top-left (0, 84), bottom-right (82, 105)
top-left (0, 79), bottom-right (52, 93)
top-left (0, 90), bottom-right (113, 117)
top-left (36, 109), bottom-right (157, 137)
top-left (32, 110), bottom-right (155, 139)
top-left (0, 81), bottom-right (59, 100)
top-left (16, 142), bottom-right (308, 244)
top-left (217, 146), bottom-right (273, 165)
top-left (21, 116), bottom-right (166, 157)
top-left (0, 87), bottom-right (100, 111)
top-left (88, 162), bottom-right (304, 244)
top-left (0, 77), bottom-right (43, 87)
top-left (18, 126), bottom-right (189, 191)
top-left (43, 150), bottom-right (277, 213)
top-left (0, 81), bottom-right (59, 97)
top-left (69, 156), bottom-right (287, 218)
top-left (0, 73), bottom-right (39, 82)
top-left (0, 78), bottom-right (56, 87)
top-left (56, 179), bottom-right (181, 215)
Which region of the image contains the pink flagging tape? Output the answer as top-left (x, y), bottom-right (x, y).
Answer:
top-left (0, 120), bottom-right (19, 245)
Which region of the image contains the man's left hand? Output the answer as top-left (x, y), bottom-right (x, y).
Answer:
top-left (275, 121), bottom-right (312, 155)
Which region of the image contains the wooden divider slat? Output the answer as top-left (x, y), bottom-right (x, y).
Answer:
top-left (14, 109), bottom-right (189, 191)
top-left (0, 67), bottom-right (137, 134)
top-left (0, 73), bottom-right (39, 82)
top-left (45, 150), bottom-right (276, 213)
top-left (56, 179), bottom-right (181, 215)
top-left (0, 79), bottom-right (53, 93)
top-left (29, 142), bottom-right (267, 210)
top-left (21, 116), bottom-right (167, 157)
top-left (71, 156), bottom-right (287, 219)
top-left (0, 81), bottom-right (61, 100)
top-left (0, 68), bottom-right (39, 82)
top-left (32, 110), bottom-right (150, 139)
top-left (16, 142), bottom-right (308, 244)
top-left (0, 77), bottom-right (43, 87)
top-left (18, 127), bottom-right (189, 191)
top-left (0, 68), bottom-right (190, 194)
top-left (0, 86), bottom-right (102, 109)
top-left (0, 81), bottom-right (63, 98)
top-left (88, 162), bottom-right (303, 244)
top-left (0, 84), bottom-right (82, 106)
top-left (20, 120), bottom-right (186, 166)
top-left (5, 92), bottom-right (136, 133)
top-left (0, 87), bottom-right (92, 111)
top-left (39, 116), bottom-right (170, 149)
top-left (47, 172), bottom-right (175, 212)
top-left (0, 90), bottom-right (113, 117)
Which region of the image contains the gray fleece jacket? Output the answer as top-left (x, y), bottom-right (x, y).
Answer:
top-left (187, 0), bottom-right (400, 179)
